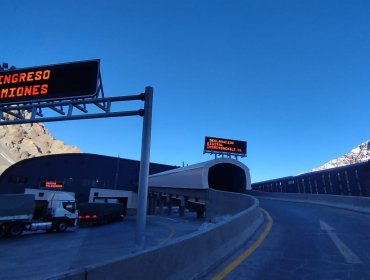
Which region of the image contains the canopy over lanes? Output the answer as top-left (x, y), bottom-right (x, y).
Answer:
top-left (149, 158), bottom-right (251, 193)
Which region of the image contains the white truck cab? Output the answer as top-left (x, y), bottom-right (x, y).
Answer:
top-left (24, 188), bottom-right (78, 232)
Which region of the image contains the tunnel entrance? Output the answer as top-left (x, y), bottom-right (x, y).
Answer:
top-left (208, 163), bottom-right (246, 193)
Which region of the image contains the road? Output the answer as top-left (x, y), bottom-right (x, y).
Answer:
top-left (0, 214), bottom-right (202, 280)
top-left (213, 198), bottom-right (370, 280)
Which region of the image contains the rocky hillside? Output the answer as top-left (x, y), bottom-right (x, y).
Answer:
top-left (0, 121), bottom-right (81, 174)
top-left (312, 140), bottom-right (370, 171)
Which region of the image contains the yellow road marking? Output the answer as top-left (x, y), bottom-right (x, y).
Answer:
top-left (211, 208), bottom-right (273, 280)
top-left (158, 222), bottom-right (176, 246)
top-left (147, 217), bottom-right (177, 247)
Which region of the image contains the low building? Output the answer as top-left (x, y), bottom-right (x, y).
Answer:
top-left (0, 153), bottom-right (177, 208)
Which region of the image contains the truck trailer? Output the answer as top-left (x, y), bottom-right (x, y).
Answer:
top-left (77, 202), bottom-right (126, 226)
top-left (0, 189), bottom-right (77, 237)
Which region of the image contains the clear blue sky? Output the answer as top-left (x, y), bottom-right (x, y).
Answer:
top-left (2, 0), bottom-right (370, 182)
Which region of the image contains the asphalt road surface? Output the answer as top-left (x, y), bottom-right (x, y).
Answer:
top-left (214, 198), bottom-right (370, 280)
top-left (0, 214), bottom-right (202, 280)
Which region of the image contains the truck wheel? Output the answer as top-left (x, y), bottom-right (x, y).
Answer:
top-left (8, 223), bottom-right (24, 237)
top-left (56, 221), bottom-right (67, 232)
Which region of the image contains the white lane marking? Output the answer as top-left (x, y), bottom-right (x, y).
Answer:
top-left (319, 220), bottom-right (363, 264)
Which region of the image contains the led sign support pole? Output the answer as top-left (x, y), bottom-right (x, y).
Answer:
top-left (135, 86), bottom-right (153, 249)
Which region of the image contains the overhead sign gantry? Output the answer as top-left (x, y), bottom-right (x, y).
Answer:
top-left (0, 59), bottom-right (152, 248)
top-left (0, 59), bottom-right (147, 124)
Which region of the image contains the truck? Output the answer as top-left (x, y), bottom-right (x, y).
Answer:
top-left (77, 188), bottom-right (128, 226)
top-left (77, 202), bottom-right (126, 226)
top-left (0, 188), bottom-right (78, 238)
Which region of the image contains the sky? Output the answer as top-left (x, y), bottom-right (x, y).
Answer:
top-left (1, 0), bottom-right (370, 183)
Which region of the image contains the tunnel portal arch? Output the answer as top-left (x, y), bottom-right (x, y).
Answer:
top-left (208, 163), bottom-right (247, 193)
top-left (149, 158), bottom-right (251, 193)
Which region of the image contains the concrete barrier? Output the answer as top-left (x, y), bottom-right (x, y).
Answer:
top-left (51, 191), bottom-right (263, 280)
top-left (206, 189), bottom-right (256, 221)
top-left (251, 190), bottom-right (370, 214)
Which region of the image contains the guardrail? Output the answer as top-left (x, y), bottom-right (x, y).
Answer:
top-left (250, 190), bottom-right (370, 214)
top-left (51, 190), bottom-right (264, 280)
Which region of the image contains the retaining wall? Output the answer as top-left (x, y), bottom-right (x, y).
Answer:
top-left (251, 190), bottom-right (370, 214)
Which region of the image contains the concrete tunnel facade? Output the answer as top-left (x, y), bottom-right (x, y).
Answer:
top-left (148, 158), bottom-right (251, 193)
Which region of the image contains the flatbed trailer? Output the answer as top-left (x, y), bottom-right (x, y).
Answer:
top-left (77, 202), bottom-right (126, 226)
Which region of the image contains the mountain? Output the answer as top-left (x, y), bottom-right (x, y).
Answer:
top-left (0, 117), bottom-right (81, 174)
top-left (312, 140), bottom-right (370, 171)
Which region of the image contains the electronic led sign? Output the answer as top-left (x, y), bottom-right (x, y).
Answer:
top-left (41, 181), bottom-right (64, 189)
top-left (204, 136), bottom-right (247, 156)
top-left (0, 60), bottom-right (99, 105)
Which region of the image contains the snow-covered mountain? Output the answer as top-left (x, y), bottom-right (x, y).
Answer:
top-left (312, 140), bottom-right (370, 171)
top-left (0, 114), bottom-right (81, 174)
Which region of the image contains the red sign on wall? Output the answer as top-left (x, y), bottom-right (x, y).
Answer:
top-left (41, 181), bottom-right (64, 189)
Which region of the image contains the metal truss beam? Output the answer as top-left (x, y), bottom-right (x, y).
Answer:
top-left (0, 94), bottom-right (145, 125)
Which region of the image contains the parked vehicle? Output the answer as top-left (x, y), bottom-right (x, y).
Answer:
top-left (0, 188), bottom-right (77, 237)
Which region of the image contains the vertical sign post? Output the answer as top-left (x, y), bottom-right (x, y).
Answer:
top-left (135, 86), bottom-right (153, 248)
